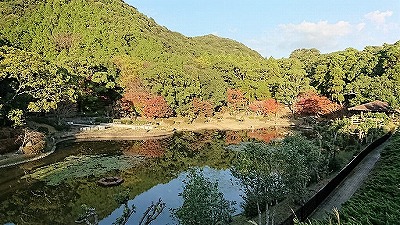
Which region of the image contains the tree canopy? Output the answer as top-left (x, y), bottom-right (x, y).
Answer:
top-left (0, 0), bottom-right (399, 124)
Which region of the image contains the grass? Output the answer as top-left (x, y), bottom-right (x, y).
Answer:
top-left (306, 132), bottom-right (400, 224)
top-left (338, 132), bottom-right (400, 224)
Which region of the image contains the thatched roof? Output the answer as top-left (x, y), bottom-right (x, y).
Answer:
top-left (348, 100), bottom-right (392, 112)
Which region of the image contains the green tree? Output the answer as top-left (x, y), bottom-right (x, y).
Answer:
top-left (232, 136), bottom-right (324, 224)
top-left (289, 48), bottom-right (321, 76)
top-left (0, 46), bottom-right (75, 126)
top-left (173, 169), bottom-right (235, 225)
top-left (274, 58), bottom-right (312, 113)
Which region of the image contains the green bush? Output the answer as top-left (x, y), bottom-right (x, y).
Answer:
top-left (173, 169), bottom-right (235, 225)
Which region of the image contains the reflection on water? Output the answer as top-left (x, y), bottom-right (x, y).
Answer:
top-left (0, 128), bottom-right (286, 225)
top-left (101, 167), bottom-right (243, 225)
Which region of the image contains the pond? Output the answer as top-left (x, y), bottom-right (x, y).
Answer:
top-left (0, 128), bottom-right (288, 225)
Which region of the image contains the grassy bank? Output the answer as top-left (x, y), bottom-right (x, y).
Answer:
top-left (302, 131), bottom-right (400, 225)
top-left (337, 131), bottom-right (400, 224)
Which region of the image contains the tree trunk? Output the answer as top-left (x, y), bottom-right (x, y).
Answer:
top-left (265, 202), bottom-right (269, 225)
top-left (257, 202), bottom-right (262, 225)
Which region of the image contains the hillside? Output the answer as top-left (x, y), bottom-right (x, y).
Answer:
top-left (0, 0), bottom-right (272, 113)
top-left (0, 0), bottom-right (399, 126)
top-left (0, 0), bottom-right (264, 74)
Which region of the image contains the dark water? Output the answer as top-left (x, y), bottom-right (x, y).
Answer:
top-left (0, 128), bottom-right (287, 225)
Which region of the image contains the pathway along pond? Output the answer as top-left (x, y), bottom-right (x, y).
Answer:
top-left (0, 128), bottom-right (301, 225)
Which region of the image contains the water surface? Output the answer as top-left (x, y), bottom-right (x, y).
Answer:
top-left (0, 128), bottom-right (286, 224)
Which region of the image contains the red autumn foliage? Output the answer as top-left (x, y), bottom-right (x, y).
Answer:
top-left (192, 98), bottom-right (214, 118)
top-left (295, 92), bottom-right (342, 116)
top-left (142, 95), bottom-right (173, 118)
top-left (122, 90), bottom-right (151, 109)
top-left (225, 130), bottom-right (246, 145)
top-left (115, 90), bottom-right (151, 117)
top-left (227, 88), bottom-right (247, 111)
top-left (246, 128), bottom-right (283, 143)
top-left (119, 89), bottom-right (173, 118)
top-left (123, 139), bottom-right (166, 158)
top-left (248, 99), bottom-right (281, 116)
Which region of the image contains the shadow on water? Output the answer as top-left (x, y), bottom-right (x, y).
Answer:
top-left (0, 128), bottom-right (288, 225)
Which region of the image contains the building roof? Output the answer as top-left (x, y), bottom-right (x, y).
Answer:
top-left (348, 100), bottom-right (393, 112)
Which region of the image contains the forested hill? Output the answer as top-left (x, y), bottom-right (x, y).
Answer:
top-left (0, 0), bottom-right (269, 114)
top-left (0, 0), bottom-right (399, 125)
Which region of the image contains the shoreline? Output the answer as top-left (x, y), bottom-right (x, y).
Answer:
top-left (0, 116), bottom-right (296, 168)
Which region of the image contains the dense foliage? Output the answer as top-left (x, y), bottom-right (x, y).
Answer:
top-left (231, 114), bottom-right (393, 224)
top-left (173, 169), bottom-right (235, 225)
top-left (1, 0), bottom-right (399, 125)
top-left (231, 135), bottom-right (326, 223)
top-left (295, 91), bottom-right (342, 116)
top-left (0, 45), bottom-right (75, 126)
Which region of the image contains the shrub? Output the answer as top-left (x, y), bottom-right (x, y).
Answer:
top-left (173, 169), bottom-right (235, 225)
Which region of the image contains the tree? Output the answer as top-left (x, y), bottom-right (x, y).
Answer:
top-left (289, 48), bottom-right (321, 76)
top-left (248, 99), bottom-right (281, 116)
top-left (227, 88), bottom-right (247, 112)
top-left (15, 128), bottom-right (46, 154)
top-left (273, 58), bottom-right (312, 113)
top-left (191, 98), bottom-right (214, 118)
top-left (295, 92), bottom-right (342, 117)
top-left (118, 90), bottom-right (152, 118)
top-left (232, 136), bottom-right (324, 224)
top-left (142, 95), bottom-right (173, 119)
top-left (0, 46), bottom-right (76, 126)
top-left (231, 142), bottom-right (286, 225)
top-left (173, 169), bottom-right (235, 225)
top-left (118, 88), bottom-right (174, 119)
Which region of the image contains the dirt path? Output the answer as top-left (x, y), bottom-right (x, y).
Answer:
top-left (310, 140), bottom-right (389, 220)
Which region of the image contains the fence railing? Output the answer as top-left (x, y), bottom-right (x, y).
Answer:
top-left (280, 131), bottom-right (392, 225)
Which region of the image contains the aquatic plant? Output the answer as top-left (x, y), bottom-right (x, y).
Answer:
top-left (22, 155), bottom-right (143, 185)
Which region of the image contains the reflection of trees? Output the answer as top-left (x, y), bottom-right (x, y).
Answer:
top-left (232, 135), bottom-right (326, 225)
top-left (0, 183), bottom-right (79, 225)
top-left (0, 130), bottom-right (244, 224)
top-left (123, 139), bottom-right (167, 158)
top-left (156, 131), bottom-right (237, 172)
top-left (225, 130), bottom-right (246, 145)
top-left (246, 128), bottom-right (284, 143)
top-left (173, 169), bottom-right (235, 225)
top-left (226, 128), bottom-right (287, 145)
top-left (76, 189), bottom-right (165, 225)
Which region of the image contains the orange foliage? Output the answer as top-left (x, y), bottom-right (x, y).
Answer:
top-left (247, 128), bottom-right (283, 143)
top-left (120, 89), bottom-right (173, 118)
top-left (192, 98), bottom-right (214, 118)
top-left (142, 96), bottom-right (173, 118)
top-left (225, 130), bottom-right (246, 145)
top-left (295, 92), bottom-right (342, 116)
top-left (227, 88), bottom-right (247, 111)
top-left (248, 99), bottom-right (281, 116)
top-left (123, 140), bottom-right (166, 158)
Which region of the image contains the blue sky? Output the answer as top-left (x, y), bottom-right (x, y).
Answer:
top-left (126, 0), bottom-right (400, 58)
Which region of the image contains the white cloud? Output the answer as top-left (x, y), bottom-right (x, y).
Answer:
top-left (364, 10), bottom-right (393, 25)
top-left (356, 23), bottom-right (366, 31)
top-left (280, 21), bottom-right (352, 38)
top-left (245, 12), bottom-right (399, 58)
top-left (363, 10), bottom-right (397, 33)
top-left (274, 21), bottom-right (353, 55)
